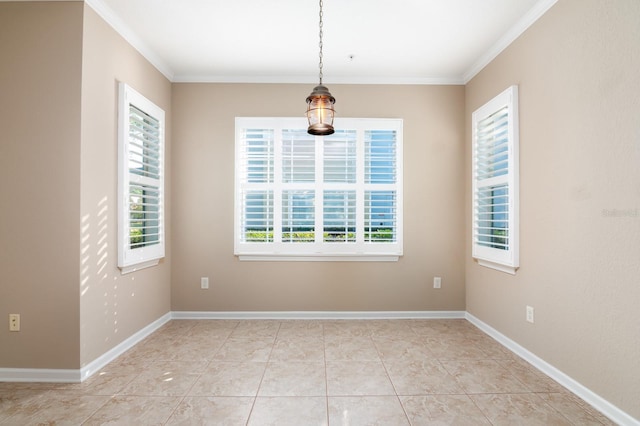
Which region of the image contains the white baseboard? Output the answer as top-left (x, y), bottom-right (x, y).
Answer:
top-left (78, 312), bottom-right (172, 381)
top-left (0, 368), bottom-right (81, 383)
top-left (1, 310), bottom-right (636, 425)
top-left (0, 312), bottom-right (171, 384)
top-left (0, 311), bottom-right (459, 383)
top-left (465, 312), bottom-right (638, 426)
top-left (171, 310), bottom-right (467, 320)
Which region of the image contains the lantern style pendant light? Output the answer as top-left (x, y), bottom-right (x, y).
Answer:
top-left (306, 0), bottom-right (335, 136)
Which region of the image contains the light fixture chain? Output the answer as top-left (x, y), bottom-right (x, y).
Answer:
top-left (318, 0), bottom-right (324, 84)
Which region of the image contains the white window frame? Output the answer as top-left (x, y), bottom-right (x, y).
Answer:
top-left (472, 85), bottom-right (519, 274)
top-left (117, 83), bottom-right (165, 274)
top-left (235, 117), bottom-right (403, 261)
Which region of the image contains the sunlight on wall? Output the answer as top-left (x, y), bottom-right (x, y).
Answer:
top-left (81, 196), bottom-right (122, 356)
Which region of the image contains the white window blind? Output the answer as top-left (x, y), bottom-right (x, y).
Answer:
top-left (366, 130), bottom-right (397, 184)
top-left (324, 131), bottom-right (356, 183)
top-left (118, 83), bottom-right (165, 273)
top-left (282, 190), bottom-right (315, 242)
top-left (235, 117), bottom-right (403, 261)
top-left (283, 130), bottom-right (315, 183)
top-left (324, 190), bottom-right (356, 242)
top-left (472, 85), bottom-right (519, 274)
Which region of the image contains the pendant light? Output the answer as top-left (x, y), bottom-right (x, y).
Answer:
top-left (306, 0), bottom-right (335, 136)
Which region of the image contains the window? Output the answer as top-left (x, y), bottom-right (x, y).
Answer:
top-left (235, 117), bottom-right (403, 261)
top-left (118, 83), bottom-right (165, 273)
top-left (472, 85), bottom-right (519, 274)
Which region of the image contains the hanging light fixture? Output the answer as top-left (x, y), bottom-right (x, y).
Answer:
top-left (306, 0), bottom-right (335, 136)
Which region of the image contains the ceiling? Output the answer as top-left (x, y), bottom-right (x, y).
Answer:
top-left (84, 0), bottom-right (554, 83)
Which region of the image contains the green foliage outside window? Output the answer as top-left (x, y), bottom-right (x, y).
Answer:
top-left (244, 230), bottom-right (394, 242)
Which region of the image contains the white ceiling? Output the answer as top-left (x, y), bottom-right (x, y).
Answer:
top-left (81, 0), bottom-right (556, 84)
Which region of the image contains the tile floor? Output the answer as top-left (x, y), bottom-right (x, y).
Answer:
top-left (0, 319), bottom-right (615, 425)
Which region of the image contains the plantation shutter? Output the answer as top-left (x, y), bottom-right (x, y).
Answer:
top-left (324, 130), bottom-right (356, 183)
top-left (364, 130), bottom-right (398, 243)
top-left (324, 190), bottom-right (356, 242)
top-left (472, 85), bottom-right (519, 274)
top-left (238, 128), bottom-right (274, 243)
top-left (118, 83), bottom-right (165, 273)
top-left (474, 106), bottom-right (509, 250)
top-left (323, 131), bottom-right (357, 242)
top-left (282, 129), bottom-right (315, 183)
top-left (281, 129), bottom-right (316, 241)
top-left (235, 117), bottom-right (403, 260)
top-left (127, 105), bottom-right (162, 249)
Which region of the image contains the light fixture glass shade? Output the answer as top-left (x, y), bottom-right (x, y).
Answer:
top-left (306, 84), bottom-right (335, 136)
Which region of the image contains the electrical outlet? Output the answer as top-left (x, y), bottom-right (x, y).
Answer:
top-left (433, 277), bottom-right (442, 289)
top-left (201, 277), bottom-right (209, 289)
top-left (9, 314), bottom-right (20, 331)
top-left (526, 306), bottom-right (534, 323)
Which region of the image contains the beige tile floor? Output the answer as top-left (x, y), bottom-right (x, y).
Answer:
top-left (0, 319), bottom-right (615, 425)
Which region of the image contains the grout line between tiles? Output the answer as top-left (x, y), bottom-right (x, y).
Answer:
top-left (4, 319), bottom-right (615, 426)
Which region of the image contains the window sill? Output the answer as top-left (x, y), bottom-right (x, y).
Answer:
top-left (475, 258), bottom-right (518, 275)
top-left (119, 259), bottom-right (160, 274)
top-left (237, 254), bottom-right (400, 262)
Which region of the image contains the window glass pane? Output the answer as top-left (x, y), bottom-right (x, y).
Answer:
top-left (324, 130), bottom-right (356, 183)
top-left (365, 130), bottom-right (396, 184)
top-left (282, 190), bottom-right (315, 242)
top-left (323, 190), bottom-right (356, 242)
top-left (475, 106), bottom-right (509, 180)
top-left (128, 183), bottom-right (160, 249)
top-left (243, 129), bottom-right (274, 183)
top-left (283, 130), bottom-right (315, 183)
top-left (475, 184), bottom-right (509, 250)
top-left (365, 191), bottom-right (396, 242)
top-left (129, 105), bottom-right (161, 179)
top-left (242, 190), bottom-right (273, 242)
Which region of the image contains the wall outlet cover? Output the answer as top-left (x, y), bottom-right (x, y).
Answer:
top-left (526, 306), bottom-right (535, 323)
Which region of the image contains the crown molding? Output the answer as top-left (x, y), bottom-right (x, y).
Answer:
top-left (463, 0), bottom-right (558, 83)
top-left (172, 74), bottom-right (465, 86)
top-left (84, 0), bottom-right (175, 81)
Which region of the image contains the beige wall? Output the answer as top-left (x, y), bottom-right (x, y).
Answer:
top-left (465, 0), bottom-right (640, 418)
top-left (0, 2), bottom-right (83, 369)
top-left (79, 5), bottom-right (172, 366)
top-left (0, 1), bottom-right (171, 370)
top-left (171, 84), bottom-right (466, 312)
